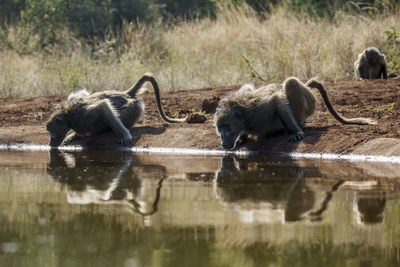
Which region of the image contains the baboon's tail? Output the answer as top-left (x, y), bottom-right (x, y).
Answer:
top-left (125, 73), bottom-right (187, 123)
top-left (126, 74), bottom-right (152, 98)
top-left (306, 79), bottom-right (377, 125)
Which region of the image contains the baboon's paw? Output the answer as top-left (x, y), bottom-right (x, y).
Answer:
top-left (61, 134), bottom-right (80, 146)
top-left (288, 132), bottom-right (304, 142)
top-left (119, 137), bottom-right (133, 146)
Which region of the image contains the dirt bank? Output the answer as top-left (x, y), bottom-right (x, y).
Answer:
top-left (1, 79), bottom-right (399, 156)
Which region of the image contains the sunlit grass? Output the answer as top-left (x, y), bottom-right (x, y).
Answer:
top-left (0, 5), bottom-right (399, 97)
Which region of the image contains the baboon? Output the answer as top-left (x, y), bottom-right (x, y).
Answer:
top-left (354, 47), bottom-right (388, 79)
top-left (214, 77), bottom-right (376, 150)
top-left (46, 73), bottom-right (186, 147)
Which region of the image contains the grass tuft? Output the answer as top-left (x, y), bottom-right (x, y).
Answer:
top-left (1, 5), bottom-right (399, 97)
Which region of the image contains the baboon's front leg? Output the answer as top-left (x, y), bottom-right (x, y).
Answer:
top-left (236, 133), bottom-right (248, 147)
top-left (95, 100), bottom-right (133, 146)
top-left (275, 100), bottom-right (304, 142)
top-left (62, 133), bottom-right (81, 146)
top-left (381, 64), bottom-right (388, 79)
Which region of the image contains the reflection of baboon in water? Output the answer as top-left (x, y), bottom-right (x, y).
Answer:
top-left (46, 73), bottom-right (186, 147)
top-left (214, 156), bottom-right (315, 222)
top-left (214, 77), bottom-right (376, 150)
top-left (354, 47), bottom-right (388, 80)
top-left (47, 150), bottom-right (141, 194)
top-left (47, 150), bottom-right (167, 216)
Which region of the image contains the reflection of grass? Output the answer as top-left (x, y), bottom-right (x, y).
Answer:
top-left (1, 7), bottom-right (400, 96)
top-left (0, 170), bottom-right (145, 232)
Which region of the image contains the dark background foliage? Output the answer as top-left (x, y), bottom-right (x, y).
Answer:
top-left (0, 0), bottom-right (399, 44)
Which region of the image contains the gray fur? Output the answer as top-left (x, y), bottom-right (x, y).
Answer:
top-left (354, 47), bottom-right (388, 79)
top-left (214, 77), bottom-right (376, 150)
top-left (66, 89), bottom-right (90, 104)
top-left (46, 73), bottom-right (186, 147)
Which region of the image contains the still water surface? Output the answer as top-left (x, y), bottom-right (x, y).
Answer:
top-left (1, 150), bottom-right (400, 267)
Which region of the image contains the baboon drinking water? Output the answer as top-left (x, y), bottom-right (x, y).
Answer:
top-left (214, 77), bottom-right (376, 150)
top-left (46, 73), bottom-right (186, 147)
top-left (354, 47), bottom-right (388, 79)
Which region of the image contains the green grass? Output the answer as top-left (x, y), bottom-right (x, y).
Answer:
top-left (1, 5), bottom-right (400, 97)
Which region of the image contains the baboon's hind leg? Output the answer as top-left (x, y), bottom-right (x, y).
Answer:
top-left (91, 99), bottom-right (133, 146)
top-left (274, 97), bottom-right (304, 142)
top-left (285, 77), bottom-right (317, 127)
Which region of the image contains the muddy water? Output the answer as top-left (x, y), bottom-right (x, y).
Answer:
top-left (1, 150), bottom-right (400, 267)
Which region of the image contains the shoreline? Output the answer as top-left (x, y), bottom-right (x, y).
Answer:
top-left (1, 79), bottom-right (399, 161)
top-left (2, 141), bottom-right (400, 164)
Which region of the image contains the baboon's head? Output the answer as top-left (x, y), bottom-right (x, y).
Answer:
top-left (46, 111), bottom-right (70, 147)
top-left (364, 47), bottom-right (381, 63)
top-left (214, 100), bottom-right (246, 150)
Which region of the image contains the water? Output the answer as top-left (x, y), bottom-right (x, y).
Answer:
top-left (1, 150), bottom-right (400, 267)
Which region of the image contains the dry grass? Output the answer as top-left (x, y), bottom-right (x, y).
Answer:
top-left (0, 6), bottom-right (399, 97)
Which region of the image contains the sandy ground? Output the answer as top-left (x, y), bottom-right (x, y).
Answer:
top-left (1, 78), bottom-right (400, 156)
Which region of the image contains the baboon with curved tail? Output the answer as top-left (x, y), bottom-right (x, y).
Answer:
top-left (354, 47), bottom-right (388, 79)
top-left (214, 77), bottom-right (376, 150)
top-left (46, 73), bottom-right (186, 147)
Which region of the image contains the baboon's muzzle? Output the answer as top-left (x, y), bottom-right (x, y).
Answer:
top-left (221, 137), bottom-right (237, 151)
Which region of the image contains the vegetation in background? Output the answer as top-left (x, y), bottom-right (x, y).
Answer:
top-left (0, 0), bottom-right (399, 97)
top-left (384, 28), bottom-right (400, 75)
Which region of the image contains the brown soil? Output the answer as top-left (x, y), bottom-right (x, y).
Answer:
top-left (1, 79), bottom-right (399, 155)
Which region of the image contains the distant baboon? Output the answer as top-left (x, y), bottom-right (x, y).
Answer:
top-left (46, 73), bottom-right (186, 147)
top-left (354, 47), bottom-right (388, 79)
top-left (214, 77), bottom-right (376, 150)
top-left (355, 192), bottom-right (387, 224)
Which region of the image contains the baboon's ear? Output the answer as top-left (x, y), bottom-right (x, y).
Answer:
top-left (55, 112), bottom-right (67, 123)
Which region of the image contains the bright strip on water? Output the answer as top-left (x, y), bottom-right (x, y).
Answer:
top-left (1, 143), bottom-right (400, 164)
